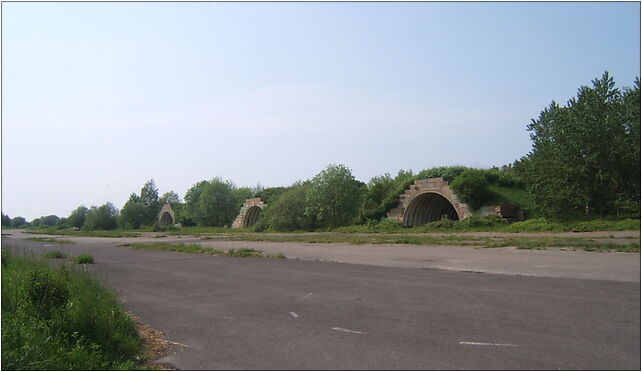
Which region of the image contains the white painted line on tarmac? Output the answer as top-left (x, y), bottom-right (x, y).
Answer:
top-left (304, 293), bottom-right (313, 298)
top-left (459, 341), bottom-right (518, 347)
top-left (44, 244), bottom-right (53, 247)
top-left (289, 312), bottom-right (299, 318)
top-left (331, 327), bottom-right (365, 334)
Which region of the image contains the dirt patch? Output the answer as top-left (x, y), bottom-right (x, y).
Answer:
top-left (129, 312), bottom-right (176, 370)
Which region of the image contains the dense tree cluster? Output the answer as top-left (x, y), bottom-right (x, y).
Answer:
top-left (515, 72), bottom-right (640, 219)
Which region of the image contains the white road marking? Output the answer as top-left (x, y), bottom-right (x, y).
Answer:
top-left (44, 244), bottom-right (53, 247)
top-left (304, 293), bottom-right (313, 298)
top-left (289, 312), bottom-right (299, 318)
top-left (459, 341), bottom-right (518, 347)
top-left (167, 340), bottom-right (189, 347)
top-left (331, 327), bottom-right (365, 334)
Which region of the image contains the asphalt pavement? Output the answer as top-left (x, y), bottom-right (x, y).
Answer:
top-left (2, 235), bottom-right (640, 370)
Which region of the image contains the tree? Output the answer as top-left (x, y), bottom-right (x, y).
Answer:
top-left (140, 179), bottom-right (161, 225)
top-left (68, 206), bottom-right (88, 229)
top-left (515, 72), bottom-right (640, 219)
top-left (119, 194), bottom-right (146, 229)
top-left (11, 217), bottom-right (28, 228)
top-left (363, 173), bottom-right (396, 211)
top-left (1, 213), bottom-right (11, 227)
top-left (183, 178), bottom-right (237, 227)
top-left (305, 164), bottom-right (364, 228)
top-left (263, 183), bottom-right (315, 231)
top-left (83, 203), bottom-right (119, 230)
top-left (159, 191), bottom-right (181, 207)
top-left (232, 187), bottom-right (253, 210)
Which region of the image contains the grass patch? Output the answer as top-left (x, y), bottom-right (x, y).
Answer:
top-left (222, 232), bottom-right (639, 252)
top-left (43, 251), bottom-right (68, 259)
top-left (226, 248), bottom-right (263, 257)
top-left (1, 249), bottom-right (142, 369)
top-left (124, 242), bottom-right (225, 255)
top-left (26, 237), bottom-right (75, 244)
top-left (29, 228), bottom-right (140, 238)
top-left (267, 253), bottom-right (287, 259)
top-left (72, 254), bottom-right (94, 264)
top-left (123, 243), bottom-right (267, 258)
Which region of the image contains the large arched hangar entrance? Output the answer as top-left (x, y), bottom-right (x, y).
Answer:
top-left (402, 191), bottom-right (459, 227)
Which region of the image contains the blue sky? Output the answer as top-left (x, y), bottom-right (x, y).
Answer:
top-left (2, 2), bottom-right (640, 220)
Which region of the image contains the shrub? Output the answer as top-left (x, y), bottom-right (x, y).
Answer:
top-left (83, 203), bottom-right (118, 231)
top-left (262, 184), bottom-right (315, 231)
top-left (450, 170), bottom-right (496, 210)
top-left (507, 218), bottom-right (565, 232)
top-left (2, 250), bottom-right (141, 369)
top-left (227, 248), bottom-right (263, 257)
top-left (43, 251), bottom-right (68, 259)
top-left (73, 254), bottom-right (94, 264)
top-left (305, 164), bottom-right (364, 228)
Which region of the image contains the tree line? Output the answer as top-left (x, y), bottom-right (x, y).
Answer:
top-left (2, 72), bottom-right (638, 231)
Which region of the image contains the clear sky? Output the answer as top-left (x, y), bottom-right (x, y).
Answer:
top-left (2, 2), bottom-right (640, 220)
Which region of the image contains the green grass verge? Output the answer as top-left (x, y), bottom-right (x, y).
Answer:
top-left (28, 228), bottom-right (140, 238)
top-left (122, 243), bottom-right (284, 259)
top-left (223, 233), bottom-right (639, 252)
top-left (26, 237), bottom-right (75, 244)
top-left (43, 251), bottom-right (68, 259)
top-left (1, 249), bottom-right (142, 369)
top-left (72, 254), bottom-right (94, 264)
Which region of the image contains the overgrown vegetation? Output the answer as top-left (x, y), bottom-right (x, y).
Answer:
top-left (26, 237), bottom-right (75, 244)
top-left (43, 251), bottom-right (68, 259)
top-left (72, 254), bottom-right (94, 264)
top-left (1, 249), bottom-right (142, 369)
top-left (223, 232), bottom-right (639, 252)
top-left (123, 242), bottom-right (286, 259)
top-left (514, 73), bottom-right (640, 220)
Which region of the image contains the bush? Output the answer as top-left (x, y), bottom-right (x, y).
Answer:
top-left (305, 164), bottom-right (363, 228)
top-left (43, 251), bottom-right (68, 259)
top-left (507, 218), bottom-right (565, 232)
top-left (83, 203), bottom-right (118, 231)
top-left (2, 250), bottom-right (140, 369)
top-left (73, 254), bottom-right (94, 264)
top-left (227, 248), bottom-right (263, 257)
top-left (262, 184), bottom-right (315, 231)
top-left (450, 170), bottom-right (496, 210)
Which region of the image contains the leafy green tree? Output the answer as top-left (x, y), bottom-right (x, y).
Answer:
top-left (305, 164), bottom-right (364, 228)
top-left (159, 191), bottom-right (181, 207)
top-left (10, 217), bottom-right (28, 228)
top-left (184, 178), bottom-right (236, 227)
top-left (363, 173), bottom-right (396, 211)
top-left (68, 206), bottom-right (88, 229)
top-left (1, 213), bottom-right (11, 227)
top-left (32, 215), bottom-right (60, 227)
top-left (119, 194), bottom-right (146, 229)
top-left (140, 180), bottom-right (161, 225)
top-left (232, 187), bottom-right (253, 210)
top-left (83, 203), bottom-right (119, 230)
top-left (56, 217), bottom-right (69, 229)
top-left (262, 183), bottom-right (315, 231)
top-left (516, 72), bottom-right (640, 219)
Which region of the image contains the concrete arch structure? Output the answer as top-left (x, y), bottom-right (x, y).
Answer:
top-left (232, 198), bottom-right (266, 228)
top-left (158, 203), bottom-right (176, 225)
top-left (387, 177), bottom-right (472, 227)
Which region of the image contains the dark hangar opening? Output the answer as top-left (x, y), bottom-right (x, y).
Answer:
top-left (243, 206), bottom-right (262, 228)
top-left (403, 192), bottom-right (459, 227)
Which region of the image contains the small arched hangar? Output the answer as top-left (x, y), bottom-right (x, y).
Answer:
top-left (232, 198), bottom-right (266, 228)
